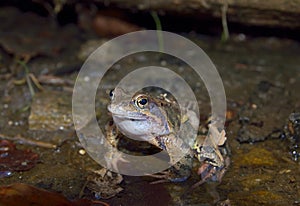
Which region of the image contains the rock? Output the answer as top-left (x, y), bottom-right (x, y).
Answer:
top-left (233, 147), bottom-right (276, 167)
top-left (28, 91), bottom-right (73, 131)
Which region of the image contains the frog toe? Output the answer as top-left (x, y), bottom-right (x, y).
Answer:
top-left (148, 169), bottom-right (190, 184)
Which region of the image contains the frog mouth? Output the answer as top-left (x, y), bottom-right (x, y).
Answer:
top-left (111, 113), bottom-right (148, 121)
top-left (108, 105), bottom-right (148, 120)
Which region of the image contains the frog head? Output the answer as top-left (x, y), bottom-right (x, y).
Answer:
top-left (107, 87), bottom-right (178, 141)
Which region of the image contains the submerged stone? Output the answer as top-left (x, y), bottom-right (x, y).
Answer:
top-left (234, 147), bottom-right (276, 167)
top-left (29, 91), bottom-right (73, 131)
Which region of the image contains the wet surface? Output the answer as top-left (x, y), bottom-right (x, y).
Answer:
top-left (0, 6), bottom-right (299, 206)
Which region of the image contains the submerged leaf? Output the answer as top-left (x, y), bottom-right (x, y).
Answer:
top-left (0, 183), bottom-right (109, 206)
top-left (0, 140), bottom-right (39, 174)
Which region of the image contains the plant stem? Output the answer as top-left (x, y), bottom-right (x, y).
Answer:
top-left (150, 11), bottom-right (164, 52)
top-left (221, 0), bottom-right (230, 42)
top-left (17, 60), bottom-right (35, 97)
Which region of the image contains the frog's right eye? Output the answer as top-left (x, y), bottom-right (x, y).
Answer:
top-left (134, 95), bottom-right (149, 109)
top-left (109, 89), bottom-right (115, 100)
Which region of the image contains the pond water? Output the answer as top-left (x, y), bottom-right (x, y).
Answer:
top-left (0, 7), bottom-right (299, 206)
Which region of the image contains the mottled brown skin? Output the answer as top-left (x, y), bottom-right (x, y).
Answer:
top-left (107, 87), bottom-right (227, 183)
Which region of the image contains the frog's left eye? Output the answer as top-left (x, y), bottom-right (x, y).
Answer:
top-left (135, 96), bottom-right (148, 109)
top-left (109, 89), bottom-right (115, 100)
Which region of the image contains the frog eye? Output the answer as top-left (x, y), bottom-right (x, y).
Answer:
top-left (135, 96), bottom-right (148, 109)
top-left (109, 89), bottom-right (115, 100)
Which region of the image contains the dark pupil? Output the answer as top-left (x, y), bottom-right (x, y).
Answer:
top-left (139, 98), bottom-right (147, 105)
top-left (109, 89), bottom-right (114, 97)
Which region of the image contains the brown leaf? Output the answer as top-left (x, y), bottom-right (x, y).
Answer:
top-left (0, 183), bottom-right (110, 206)
top-left (0, 140), bottom-right (39, 173)
top-left (92, 14), bottom-right (141, 37)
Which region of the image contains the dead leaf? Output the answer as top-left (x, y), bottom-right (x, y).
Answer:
top-left (0, 140), bottom-right (39, 173)
top-left (0, 183), bottom-right (109, 206)
top-left (92, 14), bottom-right (141, 37)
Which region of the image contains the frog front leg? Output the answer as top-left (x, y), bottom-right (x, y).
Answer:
top-left (148, 134), bottom-right (193, 183)
top-left (104, 120), bottom-right (128, 172)
top-left (105, 120), bottom-right (120, 148)
top-left (149, 154), bottom-right (193, 183)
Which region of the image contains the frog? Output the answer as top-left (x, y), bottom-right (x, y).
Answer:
top-left (106, 87), bottom-right (228, 184)
top-left (282, 112), bottom-right (300, 161)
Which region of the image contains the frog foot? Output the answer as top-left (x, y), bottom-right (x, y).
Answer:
top-left (104, 150), bottom-right (129, 173)
top-left (148, 171), bottom-right (173, 184)
top-left (148, 168), bottom-right (190, 184)
top-left (192, 157), bottom-right (230, 188)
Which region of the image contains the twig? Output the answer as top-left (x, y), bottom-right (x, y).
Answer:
top-left (37, 75), bottom-right (74, 86)
top-left (0, 133), bottom-right (57, 149)
top-left (29, 73), bottom-right (44, 91)
top-left (0, 73), bottom-right (12, 80)
top-left (79, 179), bottom-right (89, 198)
